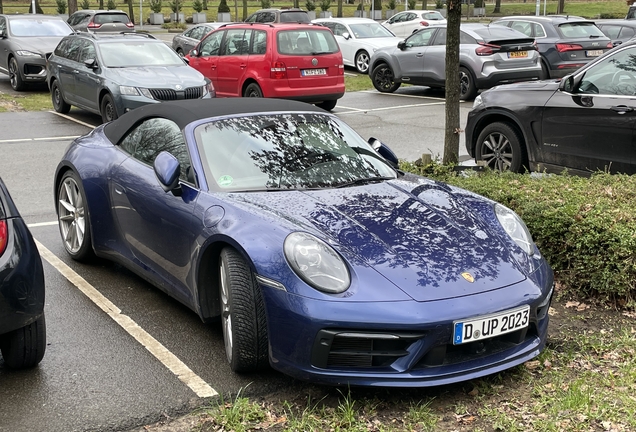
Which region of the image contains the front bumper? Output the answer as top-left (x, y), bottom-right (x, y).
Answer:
top-left (260, 264), bottom-right (553, 387)
top-left (16, 55), bottom-right (48, 84)
top-left (475, 69), bottom-right (541, 90)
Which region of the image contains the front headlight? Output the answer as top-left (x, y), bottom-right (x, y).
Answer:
top-left (472, 94), bottom-right (484, 109)
top-left (15, 50), bottom-right (43, 57)
top-left (284, 232), bottom-right (350, 293)
top-left (119, 86), bottom-right (140, 96)
top-left (495, 204), bottom-right (534, 255)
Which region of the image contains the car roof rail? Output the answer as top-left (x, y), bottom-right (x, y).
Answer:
top-left (75, 31), bottom-right (99, 39)
top-left (220, 22), bottom-right (275, 28)
top-left (119, 31), bottom-right (157, 39)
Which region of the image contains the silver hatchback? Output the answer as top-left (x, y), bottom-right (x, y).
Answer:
top-left (369, 23), bottom-right (542, 100)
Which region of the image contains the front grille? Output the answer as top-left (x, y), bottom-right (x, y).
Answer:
top-left (149, 86), bottom-right (202, 101)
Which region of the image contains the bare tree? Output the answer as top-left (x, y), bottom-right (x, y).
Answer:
top-left (493, 0), bottom-right (501, 14)
top-left (556, 0), bottom-right (565, 14)
top-left (68, 0), bottom-right (78, 15)
top-left (243, 0), bottom-right (247, 21)
top-left (443, 0), bottom-right (461, 165)
top-left (337, 0), bottom-right (343, 17)
top-left (0, 0), bottom-right (4, 14)
top-left (127, 0), bottom-right (135, 24)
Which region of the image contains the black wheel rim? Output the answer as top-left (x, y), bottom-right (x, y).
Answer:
top-left (246, 87), bottom-right (261, 97)
top-left (53, 86), bottom-right (62, 109)
top-left (374, 67), bottom-right (395, 90)
top-left (480, 132), bottom-right (513, 171)
top-left (104, 100), bottom-right (115, 121)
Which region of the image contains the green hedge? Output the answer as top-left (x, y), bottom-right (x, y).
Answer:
top-left (402, 163), bottom-right (636, 307)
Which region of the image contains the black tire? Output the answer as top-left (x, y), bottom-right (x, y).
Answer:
top-left (176, 48), bottom-right (184, 57)
top-left (57, 170), bottom-right (94, 261)
top-left (219, 248), bottom-right (268, 373)
top-left (371, 63), bottom-right (401, 93)
top-left (355, 50), bottom-right (370, 74)
top-left (540, 60), bottom-right (550, 80)
top-left (459, 66), bottom-right (477, 101)
top-left (243, 83), bottom-right (263, 98)
top-left (475, 122), bottom-right (527, 173)
top-left (316, 99), bottom-right (337, 111)
top-left (0, 314), bottom-right (46, 368)
top-left (51, 80), bottom-right (71, 114)
top-left (8, 57), bottom-right (25, 91)
top-left (100, 94), bottom-right (118, 124)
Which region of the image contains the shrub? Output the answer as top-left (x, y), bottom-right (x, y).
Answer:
top-left (401, 163), bottom-right (636, 306)
top-left (320, 0), bottom-right (331, 11)
top-left (434, 0), bottom-right (443, 8)
top-left (474, 0), bottom-right (483, 7)
top-left (408, 0), bottom-right (417, 9)
top-left (388, 0), bottom-right (396, 9)
top-left (106, 0), bottom-right (116, 9)
top-left (356, 2), bottom-right (364, 10)
top-left (261, 0), bottom-right (271, 8)
top-left (149, 0), bottom-right (162, 13)
top-left (56, 0), bottom-right (67, 14)
top-left (80, 0), bottom-right (91, 9)
top-left (218, 0), bottom-right (231, 13)
top-left (169, 0), bottom-right (182, 12)
top-left (306, 0), bottom-right (316, 10)
top-left (193, 0), bottom-right (204, 12)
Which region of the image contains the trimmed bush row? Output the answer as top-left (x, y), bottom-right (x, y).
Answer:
top-left (401, 162), bottom-right (636, 307)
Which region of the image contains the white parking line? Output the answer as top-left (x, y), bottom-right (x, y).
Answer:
top-left (49, 111), bottom-right (99, 129)
top-left (360, 90), bottom-right (448, 102)
top-left (337, 101), bottom-right (446, 115)
top-left (34, 239), bottom-right (218, 399)
top-left (28, 221), bottom-right (58, 228)
top-left (0, 136), bottom-right (80, 144)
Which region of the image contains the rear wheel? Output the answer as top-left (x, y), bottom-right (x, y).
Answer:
top-left (176, 48), bottom-right (184, 57)
top-left (219, 248), bottom-right (268, 372)
top-left (100, 94), bottom-right (118, 123)
top-left (51, 80), bottom-right (71, 114)
top-left (0, 314), bottom-right (46, 369)
top-left (243, 83), bottom-right (263, 98)
top-left (355, 50), bottom-right (370, 74)
top-left (475, 122), bottom-right (527, 173)
top-left (540, 61), bottom-right (550, 80)
top-left (316, 99), bottom-right (337, 111)
top-left (371, 63), bottom-right (401, 93)
top-left (459, 66), bottom-right (477, 101)
top-left (57, 170), bottom-right (94, 261)
top-left (8, 57), bottom-right (25, 91)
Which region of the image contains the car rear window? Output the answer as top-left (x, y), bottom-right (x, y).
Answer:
top-left (94, 13), bottom-right (130, 24)
top-left (422, 12), bottom-right (444, 20)
top-left (277, 29), bottom-right (339, 55)
top-left (279, 11), bottom-right (311, 23)
top-left (558, 22), bottom-right (605, 38)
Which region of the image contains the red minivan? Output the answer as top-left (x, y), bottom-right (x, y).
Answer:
top-left (186, 23), bottom-right (345, 110)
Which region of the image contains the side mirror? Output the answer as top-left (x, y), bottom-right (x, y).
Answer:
top-left (0, 29), bottom-right (6, 39)
top-left (559, 74), bottom-right (581, 93)
top-left (342, 31), bottom-right (351, 40)
top-left (154, 151), bottom-right (181, 194)
top-left (189, 49), bottom-right (199, 57)
top-left (397, 40), bottom-right (406, 50)
top-left (368, 137), bottom-right (399, 169)
top-left (84, 58), bottom-right (98, 69)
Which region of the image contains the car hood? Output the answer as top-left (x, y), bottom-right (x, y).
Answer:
top-left (107, 65), bottom-right (206, 87)
top-left (233, 178), bottom-right (528, 302)
top-left (13, 36), bottom-right (64, 54)
top-left (481, 79), bottom-right (561, 105)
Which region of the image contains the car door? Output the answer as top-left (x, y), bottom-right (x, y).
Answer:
top-left (332, 23), bottom-right (354, 67)
top-left (188, 30), bottom-right (224, 88)
top-left (420, 27), bottom-right (448, 85)
top-left (384, 12), bottom-right (411, 38)
top-left (73, 39), bottom-right (100, 111)
top-left (0, 17), bottom-right (8, 73)
top-left (109, 117), bottom-right (201, 304)
top-left (395, 28), bottom-right (437, 82)
top-left (541, 45), bottom-right (636, 174)
top-left (55, 38), bottom-right (83, 105)
top-left (216, 28), bottom-right (251, 96)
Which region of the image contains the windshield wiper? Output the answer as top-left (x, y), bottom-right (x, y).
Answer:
top-left (336, 176), bottom-right (394, 188)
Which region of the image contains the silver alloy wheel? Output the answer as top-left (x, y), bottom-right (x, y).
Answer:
top-left (220, 258), bottom-right (233, 363)
top-left (459, 70), bottom-right (470, 97)
top-left (356, 51), bottom-right (369, 73)
top-left (480, 131), bottom-right (513, 171)
top-left (8, 59), bottom-right (18, 89)
top-left (57, 176), bottom-right (86, 254)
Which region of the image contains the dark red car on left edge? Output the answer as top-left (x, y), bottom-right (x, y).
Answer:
top-left (0, 177), bottom-right (46, 369)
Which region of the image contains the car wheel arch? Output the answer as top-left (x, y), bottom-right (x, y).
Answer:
top-left (241, 78), bottom-right (261, 97)
top-left (472, 113), bottom-right (531, 163)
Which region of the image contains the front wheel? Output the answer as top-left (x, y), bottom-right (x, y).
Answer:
top-left (243, 83), bottom-right (263, 98)
top-left (316, 99), bottom-right (337, 111)
top-left (0, 314), bottom-right (46, 368)
top-left (475, 122), bottom-right (527, 173)
top-left (219, 248), bottom-right (268, 372)
top-left (355, 50), bottom-right (370, 74)
top-left (51, 80), bottom-right (71, 114)
top-left (459, 66), bottom-right (477, 101)
top-left (8, 57), bottom-right (25, 91)
top-left (100, 94), bottom-right (118, 124)
top-left (57, 170), bottom-right (94, 261)
top-left (371, 63), bottom-right (401, 93)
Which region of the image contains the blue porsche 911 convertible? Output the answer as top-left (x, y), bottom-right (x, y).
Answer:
top-left (54, 98), bottom-right (553, 387)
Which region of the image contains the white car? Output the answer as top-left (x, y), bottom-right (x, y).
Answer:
top-left (381, 10), bottom-right (447, 37)
top-left (313, 17), bottom-right (402, 73)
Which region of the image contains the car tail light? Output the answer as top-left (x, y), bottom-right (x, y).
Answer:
top-left (606, 42), bottom-right (613, 49)
top-left (557, 63), bottom-right (585, 69)
top-left (338, 64), bottom-right (344, 75)
top-left (475, 42), bottom-right (500, 56)
top-left (419, 21), bottom-right (429, 26)
top-left (87, 20), bottom-right (102, 29)
top-left (126, 22), bottom-right (135, 28)
top-left (270, 61), bottom-right (287, 79)
top-left (556, 43), bottom-right (583, 53)
top-left (0, 220), bottom-right (7, 256)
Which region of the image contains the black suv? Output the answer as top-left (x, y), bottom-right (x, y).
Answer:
top-left (47, 32), bottom-right (212, 123)
top-left (245, 8), bottom-right (310, 23)
top-left (493, 15), bottom-right (612, 79)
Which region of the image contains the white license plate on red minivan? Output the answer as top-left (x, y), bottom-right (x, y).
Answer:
top-left (302, 68), bottom-right (327, 76)
top-left (452, 305), bottom-right (530, 345)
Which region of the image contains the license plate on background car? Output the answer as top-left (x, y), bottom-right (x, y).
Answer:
top-left (587, 50), bottom-right (604, 57)
top-left (508, 51), bottom-right (528, 58)
top-left (453, 305), bottom-right (530, 345)
top-left (302, 68), bottom-right (327, 76)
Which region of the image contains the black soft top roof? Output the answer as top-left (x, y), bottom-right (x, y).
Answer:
top-left (103, 98), bottom-right (327, 144)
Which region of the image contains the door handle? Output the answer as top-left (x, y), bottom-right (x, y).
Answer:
top-left (611, 105), bottom-right (634, 114)
top-left (74, 70), bottom-right (79, 74)
top-left (240, 63), bottom-right (247, 69)
top-left (416, 53), bottom-right (424, 57)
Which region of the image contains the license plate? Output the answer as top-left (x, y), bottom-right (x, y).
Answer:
top-left (302, 68), bottom-right (326, 76)
top-left (508, 51), bottom-right (528, 58)
top-left (453, 305), bottom-right (530, 345)
top-left (587, 50), bottom-right (604, 57)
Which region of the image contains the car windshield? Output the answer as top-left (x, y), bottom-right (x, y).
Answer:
top-left (348, 22), bottom-right (395, 38)
top-left (277, 29), bottom-right (340, 55)
top-left (195, 113), bottom-right (397, 191)
top-left (8, 19), bottom-right (72, 37)
top-left (99, 41), bottom-right (184, 67)
top-left (558, 22), bottom-right (605, 38)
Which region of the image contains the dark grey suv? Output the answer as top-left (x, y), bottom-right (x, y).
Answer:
top-left (67, 9), bottom-right (134, 33)
top-left (0, 14), bottom-right (73, 91)
top-left (47, 32), bottom-right (213, 123)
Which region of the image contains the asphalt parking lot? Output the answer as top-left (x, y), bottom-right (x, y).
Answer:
top-left (0, 63), bottom-right (473, 431)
